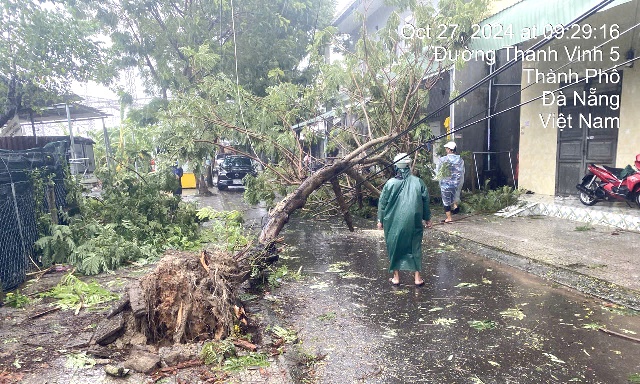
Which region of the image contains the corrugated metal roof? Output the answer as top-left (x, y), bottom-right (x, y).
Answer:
top-left (18, 103), bottom-right (110, 126)
top-left (0, 136), bottom-right (94, 151)
top-left (471, 0), bottom-right (631, 50)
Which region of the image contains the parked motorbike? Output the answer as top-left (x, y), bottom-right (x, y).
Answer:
top-left (576, 154), bottom-right (640, 207)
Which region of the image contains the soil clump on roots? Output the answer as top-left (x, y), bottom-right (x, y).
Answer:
top-left (138, 249), bottom-right (241, 344)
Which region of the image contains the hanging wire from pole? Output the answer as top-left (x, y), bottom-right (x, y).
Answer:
top-left (315, 0), bottom-right (617, 189)
top-left (340, 53), bottom-right (640, 201)
top-left (314, 3), bottom-right (640, 209)
top-left (230, 0), bottom-right (257, 156)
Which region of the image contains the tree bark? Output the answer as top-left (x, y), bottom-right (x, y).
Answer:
top-left (330, 178), bottom-right (354, 232)
top-left (256, 133), bottom-right (399, 245)
top-left (258, 160), bottom-right (350, 243)
top-left (344, 168), bottom-right (380, 199)
top-left (0, 76), bottom-right (17, 129)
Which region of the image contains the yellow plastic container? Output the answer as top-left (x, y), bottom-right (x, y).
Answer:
top-left (181, 173), bottom-right (197, 189)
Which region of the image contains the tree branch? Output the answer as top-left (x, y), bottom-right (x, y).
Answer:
top-left (193, 139), bottom-right (294, 185)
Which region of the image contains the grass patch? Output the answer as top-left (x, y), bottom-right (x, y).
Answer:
top-left (575, 224), bottom-right (594, 232)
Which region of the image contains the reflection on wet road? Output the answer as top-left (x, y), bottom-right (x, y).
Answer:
top-left (205, 190), bottom-right (640, 383)
top-left (278, 217), bottom-right (640, 383)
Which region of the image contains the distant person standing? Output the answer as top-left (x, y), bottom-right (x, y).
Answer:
top-left (436, 141), bottom-right (464, 223)
top-left (173, 161), bottom-right (184, 196)
top-left (377, 153), bottom-right (432, 287)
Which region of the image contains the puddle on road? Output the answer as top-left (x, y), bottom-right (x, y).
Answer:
top-left (277, 216), bottom-right (640, 383)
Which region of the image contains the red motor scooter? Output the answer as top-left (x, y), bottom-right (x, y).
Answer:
top-left (576, 154), bottom-right (640, 207)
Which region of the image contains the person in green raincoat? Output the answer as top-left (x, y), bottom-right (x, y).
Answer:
top-left (377, 153), bottom-right (432, 287)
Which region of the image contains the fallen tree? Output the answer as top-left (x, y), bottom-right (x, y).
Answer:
top-left (156, 0), bottom-right (488, 248)
top-left (99, 247), bottom-right (274, 347)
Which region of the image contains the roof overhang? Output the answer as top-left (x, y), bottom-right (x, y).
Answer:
top-left (18, 103), bottom-right (111, 126)
top-left (333, 0), bottom-right (395, 34)
top-left (292, 110), bottom-right (336, 131)
top-left (471, 0), bottom-right (632, 51)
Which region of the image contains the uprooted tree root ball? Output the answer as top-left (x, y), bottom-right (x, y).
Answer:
top-left (139, 250), bottom-right (241, 344)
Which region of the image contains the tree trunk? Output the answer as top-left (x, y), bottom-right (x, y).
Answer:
top-left (344, 168), bottom-right (380, 199)
top-left (330, 178), bottom-right (354, 231)
top-left (0, 79), bottom-right (19, 131)
top-left (198, 174), bottom-right (213, 196)
top-left (256, 133), bottom-right (395, 244)
top-left (258, 160), bottom-right (350, 243)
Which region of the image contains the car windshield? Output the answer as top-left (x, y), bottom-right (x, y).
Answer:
top-left (224, 157), bottom-right (252, 167)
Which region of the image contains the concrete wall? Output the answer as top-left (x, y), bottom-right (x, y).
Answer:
top-left (519, 71), bottom-right (559, 195)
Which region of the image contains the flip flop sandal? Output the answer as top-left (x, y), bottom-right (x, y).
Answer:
top-left (389, 278), bottom-right (400, 286)
top-left (415, 280), bottom-right (425, 287)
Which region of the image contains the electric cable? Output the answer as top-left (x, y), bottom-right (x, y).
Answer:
top-left (331, 0), bottom-right (617, 175)
top-left (338, 53), bottom-right (640, 196)
top-left (431, 20), bottom-right (640, 160)
top-left (309, 0), bottom-right (635, 212)
top-left (230, 0), bottom-right (257, 156)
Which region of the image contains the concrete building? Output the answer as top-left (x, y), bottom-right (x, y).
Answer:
top-left (487, 0), bottom-right (640, 196)
top-left (333, 0), bottom-right (639, 199)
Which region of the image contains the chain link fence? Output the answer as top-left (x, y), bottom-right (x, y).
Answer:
top-left (0, 141), bottom-right (68, 291)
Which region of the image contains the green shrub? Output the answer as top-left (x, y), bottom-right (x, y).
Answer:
top-left (40, 273), bottom-right (119, 313)
top-left (33, 170), bottom-right (200, 275)
top-left (243, 173), bottom-right (277, 208)
top-left (223, 352), bottom-right (269, 372)
top-left (197, 207), bottom-right (251, 251)
top-left (201, 340), bottom-right (236, 366)
top-left (35, 224), bottom-right (77, 266)
top-left (463, 180), bottom-right (521, 213)
top-left (5, 291), bottom-right (30, 309)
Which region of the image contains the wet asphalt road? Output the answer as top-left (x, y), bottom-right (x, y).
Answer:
top-left (195, 189), bottom-right (640, 384)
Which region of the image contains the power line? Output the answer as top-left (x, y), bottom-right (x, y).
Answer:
top-left (443, 20), bottom-right (640, 154)
top-left (309, 0), bottom-right (623, 209)
top-left (348, 0), bottom-right (617, 170)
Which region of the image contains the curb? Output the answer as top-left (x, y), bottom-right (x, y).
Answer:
top-left (429, 229), bottom-right (640, 311)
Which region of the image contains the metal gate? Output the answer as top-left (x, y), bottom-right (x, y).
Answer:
top-left (556, 78), bottom-right (620, 196)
